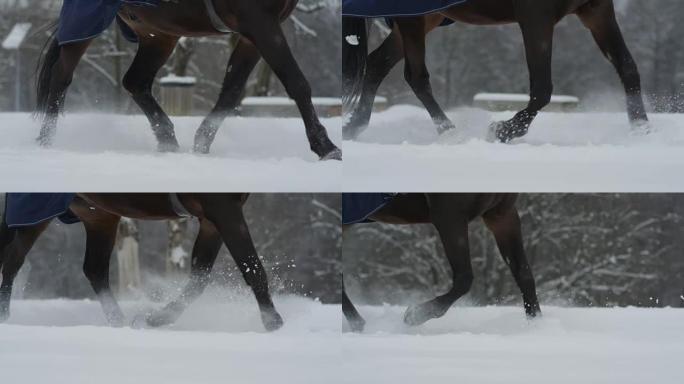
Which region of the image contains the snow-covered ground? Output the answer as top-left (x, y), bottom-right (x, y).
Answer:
top-left (2, 299), bottom-right (682, 384)
top-left (0, 296), bottom-right (341, 384)
top-left (343, 305), bottom-right (684, 384)
top-left (0, 113), bottom-right (341, 192)
top-left (343, 105), bottom-right (684, 191)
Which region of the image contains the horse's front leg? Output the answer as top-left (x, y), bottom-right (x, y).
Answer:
top-left (145, 218), bottom-right (223, 327)
top-left (122, 34), bottom-right (180, 152)
top-left (483, 206), bottom-right (541, 318)
top-left (395, 17), bottom-right (455, 135)
top-left (241, 17), bottom-right (341, 160)
top-left (201, 194), bottom-right (283, 331)
top-left (490, 7), bottom-right (555, 143)
top-left (404, 195), bottom-right (472, 326)
top-left (193, 37), bottom-right (261, 154)
top-left (0, 221), bottom-right (49, 322)
top-left (36, 39), bottom-right (91, 146)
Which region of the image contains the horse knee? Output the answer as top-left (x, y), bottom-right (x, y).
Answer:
top-left (284, 78), bottom-right (312, 103)
top-left (404, 68), bottom-right (430, 93)
top-left (122, 73), bottom-right (150, 96)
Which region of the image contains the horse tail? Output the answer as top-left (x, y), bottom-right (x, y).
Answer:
top-left (35, 28), bottom-right (60, 120)
top-left (342, 16), bottom-right (368, 115)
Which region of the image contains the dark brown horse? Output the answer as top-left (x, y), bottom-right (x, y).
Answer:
top-left (0, 193), bottom-right (283, 331)
top-left (343, 0), bottom-right (649, 142)
top-left (343, 193), bottom-right (540, 332)
top-left (36, 0), bottom-right (342, 160)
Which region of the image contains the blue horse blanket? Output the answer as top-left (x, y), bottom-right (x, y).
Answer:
top-left (57, 0), bottom-right (160, 45)
top-left (4, 194), bottom-right (79, 228)
top-left (342, 0), bottom-right (467, 18)
top-left (342, 193), bottom-right (396, 225)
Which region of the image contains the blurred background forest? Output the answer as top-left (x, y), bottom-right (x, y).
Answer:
top-left (0, 193), bottom-right (342, 303)
top-left (344, 194), bottom-right (684, 308)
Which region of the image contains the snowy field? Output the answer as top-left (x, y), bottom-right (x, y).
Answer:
top-left (1, 299), bottom-right (682, 384)
top-left (0, 113), bottom-right (342, 192)
top-left (343, 305), bottom-right (684, 384)
top-left (0, 296), bottom-right (341, 384)
top-left (343, 105), bottom-right (684, 191)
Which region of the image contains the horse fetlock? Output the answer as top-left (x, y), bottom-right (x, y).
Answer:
top-left (403, 299), bottom-right (450, 326)
top-left (525, 302), bottom-right (542, 319)
top-left (320, 147), bottom-right (343, 161)
top-left (347, 316), bottom-right (366, 333)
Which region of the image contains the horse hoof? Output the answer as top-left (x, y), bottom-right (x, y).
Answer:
top-left (486, 121), bottom-right (502, 143)
top-left (630, 119), bottom-right (652, 136)
top-left (436, 120), bottom-right (456, 135)
top-left (145, 311), bottom-right (175, 328)
top-left (157, 141), bottom-right (180, 153)
top-left (35, 135), bottom-right (53, 148)
top-left (261, 310), bottom-right (284, 332)
top-left (403, 300), bottom-right (449, 327)
top-left (348, 318), bottom-right (366, 333)
top-left (107, 315), bottom-right (126, 328)
top-left (320, 147), bottom-right (343, 161)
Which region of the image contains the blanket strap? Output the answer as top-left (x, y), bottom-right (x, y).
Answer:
top-left (203, 0), bottom-right (233, 33)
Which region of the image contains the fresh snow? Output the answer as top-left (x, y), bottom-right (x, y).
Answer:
top-left (343, 304), bottom-right (684, 384)
top-left (343, 105), bottom-right (684, 191)
top-left (0, 113), bottom-right (341, 192)
top-left (1, 299), bottom-right (682, 383)
top-left (0, 296), bottom-right (341, 384)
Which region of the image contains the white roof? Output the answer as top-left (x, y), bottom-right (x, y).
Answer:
top-left (2, 22), bottom-right (32, 49)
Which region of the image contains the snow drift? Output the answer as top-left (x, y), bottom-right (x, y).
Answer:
top-left (343, 105), bottom-right (684, 192)
top-left (0, 113), bottom-right (342, 192)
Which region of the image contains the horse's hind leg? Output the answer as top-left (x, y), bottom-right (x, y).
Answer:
top-left (37, 40), bottom-right (92, 146)
top-left (343, 30), bottom-right (404, 140)
top-left (0, 222), bottom-right (49, 322)
top-left (79, 210), bottom-right (125, 326)
top-left (342, 287), bottom-right (365, 332)
top-left (201, 194), bottom-right (283, 331)
top-left (194, 37), bottom-right (262, 154)
top-left (483, 205), bottom-right (541, 318)
top-left (395, 17), bottom-right (455, 135)
top-left (404, 194), bottom-right (472, 326)
top-left (577, 0), bottom-right (649, 132)
top-left (122, 35), bottom-right (180, 152)
top-left (491, 5), bottom-right (555, 143)
top-left (241, 18), bottom-right (341, 160)
top-left (146, 218), bottom-right (223, 327)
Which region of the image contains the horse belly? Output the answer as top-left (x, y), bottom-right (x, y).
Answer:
top-left (78, 194), bottom-right (181, 220)
top-left (120, 4), bottom-right (231, 38)
top-left (442, 0), bottom-right (517, 25)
